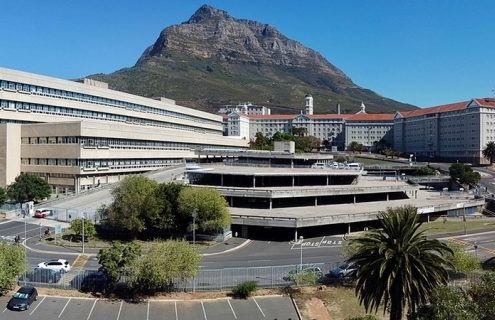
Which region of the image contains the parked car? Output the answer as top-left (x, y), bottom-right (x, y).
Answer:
top-left (20, 269), bottom-right (61, 284)
top-left (7, 286), bottom-right (38, 311)
top-left (283, 266), bottom-right (323, 282)
top-left (37, 259), bottom-right (71, 273)
top-left (328, 262), bottom-right (356, 279)
top-left (77, 271), bottom-right (110, 293)
top-left (34, 209), bottom-right (51, 218)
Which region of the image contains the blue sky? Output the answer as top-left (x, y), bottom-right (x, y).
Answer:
top-left (1, 1), bottom-right (494, 108)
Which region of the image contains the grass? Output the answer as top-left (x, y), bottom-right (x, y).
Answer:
top-left (419, 218), bottom-right (495, 236)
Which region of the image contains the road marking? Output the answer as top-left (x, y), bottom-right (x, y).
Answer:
top-left (252, 297), bottom-right (266, 318)
top-left (146, 301), bottom-right (149, 320)
top-left (201, 300), bottom-right (208, 320)
top-left (87, 298), bottom-right (98, 320)
top-left (227, 299), bottom-right (237, 319)
top-left (116, 300), bottom-right (123, 320)
top-left (29, 295), bottom-right (45, 316)
top-left (58, 297), bottom-right (71, 318)
top-left (175, 300), bottom-right (178, 320)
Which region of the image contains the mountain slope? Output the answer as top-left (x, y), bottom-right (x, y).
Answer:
top-left (90, 5), bottom-right (416, 114)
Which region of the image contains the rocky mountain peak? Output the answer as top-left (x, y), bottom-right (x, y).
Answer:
top-left (186, 4), bottom-right (231, 24)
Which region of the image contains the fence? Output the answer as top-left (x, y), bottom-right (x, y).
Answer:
top-left (20, 263), bottom-right (332, 292)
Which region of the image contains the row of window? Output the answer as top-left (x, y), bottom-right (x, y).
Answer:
top-left (0, 79), bottom-right (219, 127)
top-left (21, 158), bottom-right (183, 168)
top-left (21, 135), bottom-right (237, 151)
top-left (1, 99), bottom-right (220, 135)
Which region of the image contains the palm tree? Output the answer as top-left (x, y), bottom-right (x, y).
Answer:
top-left (482, 141), bottom-right (495, 165)
top-left (347, 206), bottom-right (453, 320)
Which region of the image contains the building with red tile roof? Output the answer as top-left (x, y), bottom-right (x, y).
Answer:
top-left (394, 98), bottom-right (495, 164)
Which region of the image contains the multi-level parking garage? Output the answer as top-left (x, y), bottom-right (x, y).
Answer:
top-left (187, 163), bottom-right (485, 239)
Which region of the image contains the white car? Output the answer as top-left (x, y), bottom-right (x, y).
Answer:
top-left (37, 259), bottom-right (71, 273)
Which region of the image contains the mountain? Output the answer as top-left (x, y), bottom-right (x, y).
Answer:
top-left (89, 5), bottom-right (417, 114)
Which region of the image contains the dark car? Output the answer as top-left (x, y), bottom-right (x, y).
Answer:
top-left (328, 262), bottom-right (356, 279)
top-left (7, 286), bottom-right (38, 311)
top-left (20, 268), bottom-right (61, 284)
top-left (79, 271), bottom-right (110, 293)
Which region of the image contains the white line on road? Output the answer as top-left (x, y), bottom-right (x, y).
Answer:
top-left (29, 295), bottom-right (46, 316)
top-left (146, 301), bottom-right (149, 320)
top-left (87, 298), bottom-right (98, 320)
top-left (58, 297), bottom-right (71, 318)
top-left (201, 300), bottom-right (208, 320)
top-left (252, 297), bottom-right (266, 318)
top-left (116, 300), bottom-right (123, 320)
top-left (175, 300), bottom-right (178, 320)
top-left (227, 299), bottom-right (237, 319)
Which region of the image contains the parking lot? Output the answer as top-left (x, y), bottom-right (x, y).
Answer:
top-left (0, 295), bottom-right (300, 320)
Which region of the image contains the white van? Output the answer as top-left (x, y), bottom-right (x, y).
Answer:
top-left (311, 163), bottom-right (327, 169)
top-left (346, 163), bottom-right (362, 170)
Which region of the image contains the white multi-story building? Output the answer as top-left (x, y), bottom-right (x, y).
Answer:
top-left (0, 67), bottom-right (248, 193)
top-left (394, 98), bottom-right (495, 164)
top-left (218, 102), bottom-right (271, 115)
top-left (224, 96), bottom-right (395, 150)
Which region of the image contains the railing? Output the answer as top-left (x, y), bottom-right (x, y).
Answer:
top-left (20, 263), bottom-right (332, 292)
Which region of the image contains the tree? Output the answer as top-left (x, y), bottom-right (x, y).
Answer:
top-left (467, 272), bottom-right (495, 319)
top-left (482, 141), bottom-right (495, 165)
top-left (102, 175), bottom-right (161, 235)
top-left (154, 182), bottom-right (186, 233)
top-left (178, 187), bottom-right (231, 233)
top-left (409, 286), bottom-right (477, 320)
top-left (249, 132), bottom-right (270, 150)
top-left (97, 241), bottom-right (141, 284)
top-left (0, 242), bottom-right (25, 291)
top-left (294, 135), bottom-right (321, 153)
top-left (0, 187), bottom-right (6, 205)
top-left (7, 173), bottom-right (51, 203)
top-left (347, 205), bottom-right (453, 320)
top-left (348, 141), bottom-right (361, 153)
top-left (70, 218), bottom-right (96, 239)
top-left (132, 240), bottom-right (201, 292)
top-left (415, 166), bottom-right (436, 176)
top-left (449, 163), bottom-right (481, 187)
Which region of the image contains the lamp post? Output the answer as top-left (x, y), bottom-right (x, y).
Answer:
top-left (82, 212), bottom-right (85, 254)
top-left (191, 211), bottom-right (197, 246)
top-left (299, 236), bottom-right (304, 271)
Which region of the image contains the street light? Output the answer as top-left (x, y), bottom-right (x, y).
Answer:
top-left (299, 236), bottom-right (304, 271)
top-left (82, 211), bottom-right (86, 254)
top-left (191, 211), bottom-right (197, 246)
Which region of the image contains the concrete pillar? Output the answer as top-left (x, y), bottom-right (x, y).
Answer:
top-left (253, 175), bottom-right (256, 188)
top-left (294, 229), bottom-right (298, 242)
top-left (292, 176), bottom-right (295, 187)
top-left (291, 160), bottom-right (294, 168)
top-left (347, 224), bottom-right (351, 234)
top-left (269, 199), bottom-right (272, 209)
top-left (230, 197), bottom-right (234, 207)
top-left (314, 197), bottom-right (317, 206)
top-left (353, 195), bottom-right (356, 204)
top-left (387, 193), bottom-right (389, 201)
top-left (221, 174), bottom-right (224, 187)
top-left (241, 225), bottom-right (248, 238)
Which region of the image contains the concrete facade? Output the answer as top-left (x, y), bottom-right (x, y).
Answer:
top-left (0, 67), bottom-right (248, 193)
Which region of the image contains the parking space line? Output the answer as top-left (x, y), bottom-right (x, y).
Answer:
top-left (116, 300), bottom-right (123, 320)
top-left (87, 298), bottom-right (98, 320)
top-left (227, 299), bottom-right (237, 319)
top-left (201, 300), bottom-right (208, 320)
top-left (252, 297), bottom-right (266, 318)
top-left (29, 295), bottom-right (46, 316)
top-left (58, 297), bottom-right (71, 318)
top-left (175, 301), bottom-right (178, 320)
top-left (147, 301), bottom-right (149, 320)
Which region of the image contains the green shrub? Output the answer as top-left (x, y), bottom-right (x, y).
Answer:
top-left (232, 281), bottom-right (257, 299)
